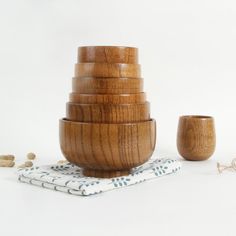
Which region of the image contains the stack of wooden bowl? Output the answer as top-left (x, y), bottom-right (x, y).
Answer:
top-left (60, 46), bottom-right (156, 178)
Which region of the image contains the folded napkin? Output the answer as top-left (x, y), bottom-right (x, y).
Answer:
top-left (17, 158), bottom-right (181, 196)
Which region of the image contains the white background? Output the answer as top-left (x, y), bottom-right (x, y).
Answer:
top-left (0, 0), bottom-right (236, 235)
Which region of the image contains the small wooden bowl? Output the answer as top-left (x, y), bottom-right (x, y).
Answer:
top-left (74, 63), bottom-right (141, 78)
top-left (72, 77), bottom-right (143, 94)
top-left (78, 46), bottom-right (138, 64)
top-left (69, 92), bottom-right (147, 104)
top-left (66, 102), bottom-right (150, 123)
top-left (59, 118), bottom-right (156, 178)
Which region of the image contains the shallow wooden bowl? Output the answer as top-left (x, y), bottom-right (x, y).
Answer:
top-left (69, 92), bottom-right (147, 104)
top-left (72, 77), bottom-right (143, 94)
top-left (59, 118), bottom-right (156, 178)
top-left (74, 63), bottom-right (141, 78)
top-left (78, 46), bottom-right (138, 64)
top-left (66, 102), bottom-right (150, 123)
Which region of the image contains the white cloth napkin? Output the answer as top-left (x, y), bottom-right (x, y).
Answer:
top-left (17, 158), bottom-right (181, 196)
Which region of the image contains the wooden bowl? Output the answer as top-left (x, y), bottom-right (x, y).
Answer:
top-left (66, 102), bottom-right (150, 123)
top-left (69, 92), bottom-right (147, 104)
top-left (78, 46), bottom-right (138, 64)
top-left (74, 63), bottom-right (141, 78)
top-left (72, 77), bottom-right (143, 94)
top-left (59, 118), bottom-right (156, 178)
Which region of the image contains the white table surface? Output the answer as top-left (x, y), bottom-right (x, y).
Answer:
top-left (0, 153), bottom-right (235, 236)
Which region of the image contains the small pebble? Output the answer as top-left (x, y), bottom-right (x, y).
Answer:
top-left (0, 155), bottom-right (15, 161)
top-left (27, 152), bottom-right (36, 160)
top-left (0, 160), bottom-right (15, 167)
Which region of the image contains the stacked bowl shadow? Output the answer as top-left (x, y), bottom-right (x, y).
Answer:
top-left (59, 46), bottom-right (156, 178)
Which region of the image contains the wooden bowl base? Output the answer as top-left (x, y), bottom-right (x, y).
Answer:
top-left (83, 169), bottom-right (130, 178)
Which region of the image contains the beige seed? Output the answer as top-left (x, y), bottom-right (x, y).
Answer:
top-left (27, 152), bottom-right (36, 160)
top-left (24, 161), bottom-right (33, 167)
top-left (0, 160), bottom-right (15, 167)
top-left (57, 160), bottom-right (67, 164)
top-left (0, 155), bottom-right (15, 161)
top-left (18, 163), bottom-right (26, 168)
top-left (18, 161), bottom-right (33, 168)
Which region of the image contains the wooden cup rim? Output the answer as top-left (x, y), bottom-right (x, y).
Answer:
top-left (180, 115), bottom-right (214, 120)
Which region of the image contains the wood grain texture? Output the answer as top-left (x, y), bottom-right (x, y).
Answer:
top-left (69, 92), bottom-right (147, 104)
top-left (74, 63), bottom-right (141, 78)
top-left (177, 115), bottom-right (216, 161)
top-left (72, 77), bottom-right (143, 94)
top-left (59, 118), bottom-right (156, 178)
top-left (66, 102), bottom-right (150, 123)
top-left (60, 45), bottom-right (156, 177)
top-left (78, 46), bottom-right (138, 64)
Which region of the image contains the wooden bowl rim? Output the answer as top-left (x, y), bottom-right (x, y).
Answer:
top-left (72, 77), bottom-right (143, 80)
top-left (75, 63), bottom-right (141, 66)
top-left (69, 92), bottom-right (146, 97)
top-left (78, 46), bottom-right (138, 50)
top-left (60, 118), bottom-right (155, 126)
top-left (67, 101), bottom-right (150, 107)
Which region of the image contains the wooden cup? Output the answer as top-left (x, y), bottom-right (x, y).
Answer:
top-left (66, 102), bottom-right (150, 123)
top-left (177, 115), bottom-right (216, 161)
top-left (69, 92), bottom-right (147, 104)
top-left (78, 46), bottom-right (138, 64)
top-left (74, 63), bottom-right (141, 78)
top-left (72, 77), bottom-right (143, 94)
top-left (59, 118), bottom-right (156, 178)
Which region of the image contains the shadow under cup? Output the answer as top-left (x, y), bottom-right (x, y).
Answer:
top-left (177, 115), bottom-right (216, 161)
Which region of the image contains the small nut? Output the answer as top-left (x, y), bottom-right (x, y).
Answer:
top-left (0, 160), bottom-right (15, 167)
top-left (18, 164), bottom-right (26, 168)
top-left (0, 155), bottom-right (15, 161)
top-left (27, 152), bottom-right (36, 160)
top-left (24, 161), bottom-right (33, 167)
top-left (57, 160), bottom-right (67, 164)
top-left (18, 161), bottom-right (34, 169)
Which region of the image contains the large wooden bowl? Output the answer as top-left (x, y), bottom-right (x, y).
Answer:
top-left (74, 63), bottom-right (141, 78)
top-left (69, 92), bottom-right (147, 104)
top-left (59, 118), bottom-right (156, 178)
top-left (66, 102), bottom-right (150, 123)
top-left (78, 46), bottom-right (138, 64)
top-left (72, 77), bottom-right (143, 94)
